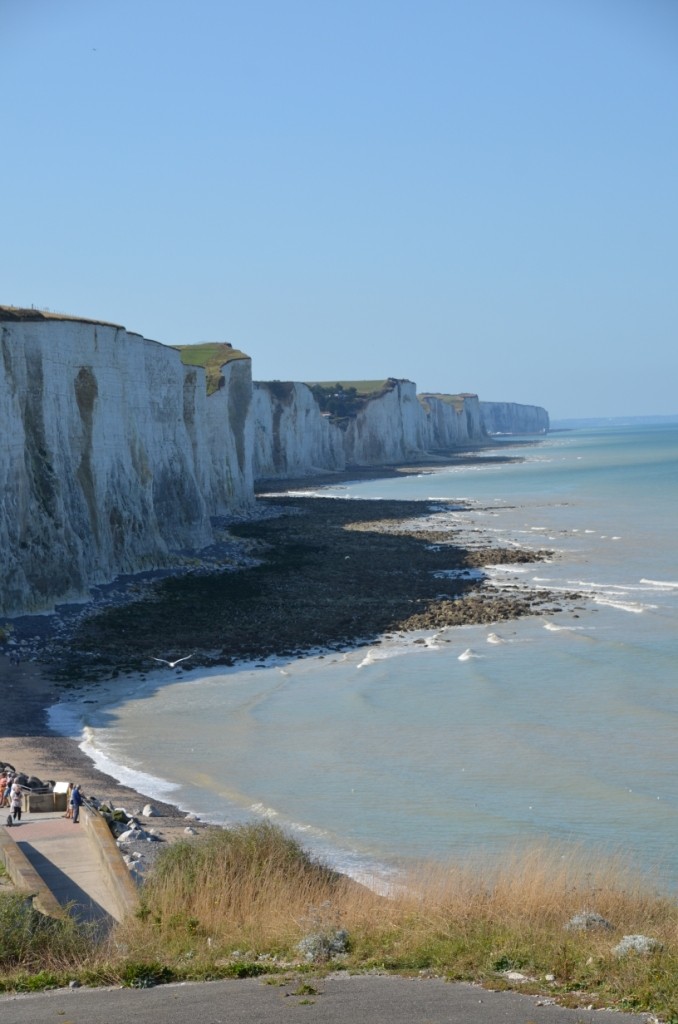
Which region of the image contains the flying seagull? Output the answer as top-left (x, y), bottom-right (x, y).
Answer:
top-left (152, 654), bottom-right (193, 669)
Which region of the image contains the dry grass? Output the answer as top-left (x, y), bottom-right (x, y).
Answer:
top-left (114, 825), bottom-right (677, 1017)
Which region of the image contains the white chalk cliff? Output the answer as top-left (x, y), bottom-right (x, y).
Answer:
top-left (0, 309), bottom-right (549, 614)
top-left (252, 381), bottom-right (344, 480)
top-left (0, 312), bottom-right (252, 614)
top-left (252, 382), bottom-right (489, 480)
top-left (480, 401), bottom-right (549, 435)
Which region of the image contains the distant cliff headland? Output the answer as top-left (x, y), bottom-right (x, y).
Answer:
top-left (0, 306), bottom-right (548, 615)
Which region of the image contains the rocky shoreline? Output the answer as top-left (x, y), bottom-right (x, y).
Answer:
top-left (0, 461), bottom-right (582, 859)
top-left (16, 494), bottom-right (569, 683)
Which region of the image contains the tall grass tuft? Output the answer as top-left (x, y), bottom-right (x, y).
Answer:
top-left (0, 893), bottom-right (103, 989)
top-left (122, 821), bottom-right (366, 957)
top-left (118, 826), bottom-right (677, 1017)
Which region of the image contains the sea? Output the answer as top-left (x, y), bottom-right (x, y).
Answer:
top-left (49, 422), bottom-right (678, 889)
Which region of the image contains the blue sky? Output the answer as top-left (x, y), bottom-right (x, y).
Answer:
top-left (2, 0), bottom-right (677, 419)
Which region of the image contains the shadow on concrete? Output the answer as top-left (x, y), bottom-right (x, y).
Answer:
top-left (15, 841), bottom-right (114, 931)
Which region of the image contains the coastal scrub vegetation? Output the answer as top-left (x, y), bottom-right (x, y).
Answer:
top-left (1, 824), bottom-right (676, 1018)
top-left (306, 380), bottom-right (391, 421)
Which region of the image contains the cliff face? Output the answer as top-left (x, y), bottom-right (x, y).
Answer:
top-left (341, 379), bottom-right (429, 466)
top-left (480, 402), bottom-right (549, 435)
top-left (0, 316), bottom-right (252, 614)
top-left (251, 381), bottom-right (495, 480)
top-left (204, 356), bottom-right (255, 510)
top-left (419, 393), bottom-right (486, 448)
top-left (252, 381), bottom-right (344, 480)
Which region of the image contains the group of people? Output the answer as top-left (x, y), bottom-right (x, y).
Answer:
top-left (0, 770), bottom-right (24, 822)
top-left (65, 783), bottom-right (83, 823)
top-left (0, 771), bottom-right (84, 824)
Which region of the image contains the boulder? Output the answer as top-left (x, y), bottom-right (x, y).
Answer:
top-left (117, 828), bottom-right (146, 844)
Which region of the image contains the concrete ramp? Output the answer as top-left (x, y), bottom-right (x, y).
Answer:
top-left (1, 807), bottom-right (138, 926)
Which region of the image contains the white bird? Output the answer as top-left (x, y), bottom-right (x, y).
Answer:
top-left (152, 654), bottom-right (193, 669)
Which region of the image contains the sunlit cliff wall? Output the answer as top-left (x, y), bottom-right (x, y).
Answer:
top-left (419, 392), bottom-right (485, 447)
top-left (0, 314), bottom-right (252, 614)
top-left (252, 380), bottom-right (489, 479)
top-left (480, 401), bottom-right (549, 435)
top-left (252, 381), bottom-right (344, 480)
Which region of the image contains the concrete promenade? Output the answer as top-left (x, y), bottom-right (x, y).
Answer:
top-left (5, 809), bottom-right (121, 925)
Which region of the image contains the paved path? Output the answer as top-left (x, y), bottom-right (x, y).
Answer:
top-left (0, 975), bottom-right (653, 1024)
top-left (9, 810), bottom-right (119, 925)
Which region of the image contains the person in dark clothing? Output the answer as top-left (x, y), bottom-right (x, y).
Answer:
top-left (70, 784), bottom-right (83, 823)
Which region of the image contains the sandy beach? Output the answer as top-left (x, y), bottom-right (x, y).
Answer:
top-left (0, 654), bottom-right (204, 842)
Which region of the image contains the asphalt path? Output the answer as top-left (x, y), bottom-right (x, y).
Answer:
top-left (0, 975), bottom-right (653, 1024)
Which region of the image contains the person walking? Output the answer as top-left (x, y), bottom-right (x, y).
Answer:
top-left (2, 773), bottom-right (15, 807)
top-left (10, 783), bottom-right (23, 822)
top-left (70, 784), bottom-right (83, 823)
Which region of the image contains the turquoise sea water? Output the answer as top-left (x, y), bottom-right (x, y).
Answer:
top-left (50, 424), bottom-right (678, 887)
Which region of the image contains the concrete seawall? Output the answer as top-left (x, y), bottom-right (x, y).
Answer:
top-left (82, 805), bottom-right (139, 922)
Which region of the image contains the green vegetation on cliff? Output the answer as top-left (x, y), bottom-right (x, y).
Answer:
top-left (304, 379), bottom-right (392, 420)
top-left (418, 392), bottom-right (474, 414)
top-left (175, 342), bottom-right (249, 395)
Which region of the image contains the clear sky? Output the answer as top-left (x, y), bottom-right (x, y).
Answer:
top-left (2, 0), bottom-right (677, 419)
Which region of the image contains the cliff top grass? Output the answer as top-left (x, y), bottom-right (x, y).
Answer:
top-left (0, 305), bottom-right (122, 328)
top-left (304, 379), bottom-right (392, 395)
top-left (419, 392), bottom-right (477, 413)
top-left (175, 342), bottom-right (250, 395)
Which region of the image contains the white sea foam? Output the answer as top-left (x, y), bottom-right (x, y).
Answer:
top-left (542, 622), bottom-right (586, 633)
top-left (458, 648), bottom-right (481, 661)
top-left (47, 701), bottom-right (88, 739)
top-left (78, 725), bottom-right (181, 799)
top-left (249, 802), bottom-right (279, 819)
top-left (641, 578), bottom-right (678, 589)
top-left (486, 632), bottom-right (507, 644)
top-left (593, 596), bottom-right (657, 613)
top-left (356, 634), bottom-right (442, 667)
